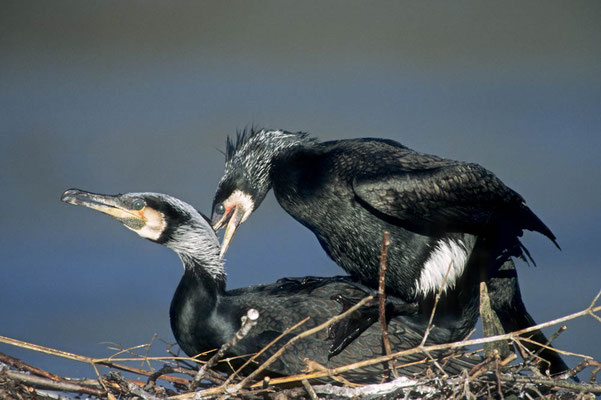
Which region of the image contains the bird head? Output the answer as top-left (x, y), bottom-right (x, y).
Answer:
top-left (61, 189), bottom-right (223, 279)
top-left (211, 128), bottom-right (316, 258)
top-left (211, 181), bottom-right (257, 261)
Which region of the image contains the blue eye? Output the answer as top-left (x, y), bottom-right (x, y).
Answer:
top-left (132, 199), bottom-right (146, 211)
top-left (215, 203), bottom-right (225, 215)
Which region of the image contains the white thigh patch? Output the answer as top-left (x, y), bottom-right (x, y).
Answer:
top-left (416, 239), bottom-right (471, 297)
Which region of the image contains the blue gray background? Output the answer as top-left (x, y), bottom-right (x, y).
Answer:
top-left (1, 1), bottom-right (600, 379)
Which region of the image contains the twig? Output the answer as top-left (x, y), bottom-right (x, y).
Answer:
top-left (536, 325), bottom-right (567, 358)
top-left (1, 369), bottom-right (106, 397)
top-left (558, 359), bottom-right (601, 381)
top-left (470, 353), bottom-right (517, 380)
top-left (301, 359), bottom-right (358, 387)
top-left (190, 308), bottom-right (259, 389)
top-left (110, 372), bottom-right (162, 400)
top-left (493, 373), bottom-right (601, 394)
top-left (591, 361), bottom-right (601, 383)
top-left (378, 231), bottom-right (398, 378)
top-left (420, 347), bottom-right (449, 378)
top-left (302, 379), bottom-right (319, 400)
top-left (493, 356), bottom-right (505, 400)
top-left (416, 260), bottom-right (456, 377)
top-left (0, 335), bottom-right (191, 386)
top-left (0, 352), bottom-right (63, 381)
top-left (522, 325), bottom-right (567, 371)
top-left (517, 336), bottom-right (591, 359)
top-left (420, 260), bottom-right (454, 346)
top-left (142, 333), bottom-right (160, 370)
top-left (104, 342), bottom-right (154, 362)
top-left (127, 381), bottom-right (163, 400)
top-left (147, 365), bottom-right (177, 387)
top-left (178, 364), bottom-right (227, 386)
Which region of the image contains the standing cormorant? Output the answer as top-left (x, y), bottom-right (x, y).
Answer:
top-left (61, 188), bottom-right (478, 382)
top-left (210, 128), bottom-right (568, 374)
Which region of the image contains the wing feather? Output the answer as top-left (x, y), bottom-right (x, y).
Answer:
top-left (352, 161), bottom-right (531, 236)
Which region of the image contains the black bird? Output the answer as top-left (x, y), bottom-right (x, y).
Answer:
top-left (210, 128), bottom-right (568, 374)
top-left (61, 188), bottom-right (478, 382)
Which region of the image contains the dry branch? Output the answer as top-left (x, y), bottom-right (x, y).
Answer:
top-left (493, 373), bottom-right (601, 394)
top-left (378, 230), bottom-right (398, 378)
top-left (301, 378), bottom-right (319, 400)
top-left (421, 260), bottom-right (454, 347)
top-left (0, 352), bottom-right (63, 381)
top-left (1, 369), bottom-right (106, 397)
top-left (0, 336), bottom-right (192, 386)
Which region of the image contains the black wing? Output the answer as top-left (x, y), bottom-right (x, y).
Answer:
top-left (352, 159), bottom-right (558, 246)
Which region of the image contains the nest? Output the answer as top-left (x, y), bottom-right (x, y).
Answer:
top-left (1, 290), bottom-right (601, 400)
top-left (2, 243), bottom-right (600, 399)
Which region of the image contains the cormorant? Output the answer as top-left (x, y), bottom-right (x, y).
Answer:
top-left (61, 188), bottom-right (478, 382)
top-left (210, 128), bottom-right (568, 375)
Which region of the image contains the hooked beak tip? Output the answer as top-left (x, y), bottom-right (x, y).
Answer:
top-left (61, 188), bottom-right (83, 204)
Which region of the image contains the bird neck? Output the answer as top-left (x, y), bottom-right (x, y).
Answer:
top-left (163, 221), bottom-right (227, 291)
top-left (178, 253), bottom-right (226, 293)
top-left (169, 264), bottom-right (227, 356)
top-left (165, 225), bottom-right (229, 356)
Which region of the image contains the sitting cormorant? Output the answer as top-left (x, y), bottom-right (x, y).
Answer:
top-left (210, 128), bottom-right (568, 374)
top-left (61, 188), bottom-right (478, 382)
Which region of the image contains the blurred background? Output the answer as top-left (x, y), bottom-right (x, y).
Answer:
top-left (1, 1), bottom-right (600, 379)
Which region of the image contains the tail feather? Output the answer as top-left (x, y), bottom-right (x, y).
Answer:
top-left (521, 205), bottom-right (561, 250)
top-left (518, 242), bottom-right (535, 266)
top-left (505, 310), bottom-right (572, 377)
top-left (487, 258), bottom-right (572, 377)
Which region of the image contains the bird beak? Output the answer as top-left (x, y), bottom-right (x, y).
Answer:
top-left (212, 190), bottom-right (255, 259)
top-left (61, 189), bottom-right (143, 223)
top-left (219, 206), bottom-right (245, 259)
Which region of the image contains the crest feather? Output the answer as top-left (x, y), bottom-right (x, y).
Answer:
top-left (224, 127), bottom-right (314, 162)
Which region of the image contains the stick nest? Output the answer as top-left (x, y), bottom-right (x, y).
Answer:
top-left (1, 291), bottom-right (601, 400)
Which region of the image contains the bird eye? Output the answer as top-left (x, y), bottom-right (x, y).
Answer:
top-left (215, 203), bottom-right (226, 215)
top-left (132, 199), bottom-right (146, 211)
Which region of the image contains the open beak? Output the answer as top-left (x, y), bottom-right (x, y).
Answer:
top-left (61, 189), bottom-right (143, 223)
top-left (218, 206), bottom-right (245, 259)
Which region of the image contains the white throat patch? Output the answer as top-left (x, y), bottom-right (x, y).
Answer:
top-left (226, 189), bottom-right (255, 224)
top-left (415, 238), bottom-right (473, 297)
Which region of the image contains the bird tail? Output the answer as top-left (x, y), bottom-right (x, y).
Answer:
top-left (520, 205), bottom-right (561, 250)
top-left (518, 242), bottom-right (535, 266)
top-left (503, 308), bottom-right (572, 377)
top-left (488, 259), bottom-right (572, 377)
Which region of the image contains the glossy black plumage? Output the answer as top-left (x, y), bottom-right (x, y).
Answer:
top-left (211, 129), bottom-right (568, 374)
top-left (62, 188), bottom-right (478, 382)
